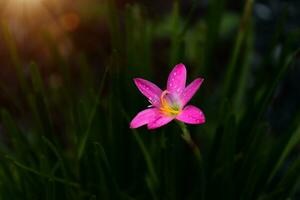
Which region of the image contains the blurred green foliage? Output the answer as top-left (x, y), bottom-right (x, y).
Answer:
top-left (0, 0), bottom-right (299, 199)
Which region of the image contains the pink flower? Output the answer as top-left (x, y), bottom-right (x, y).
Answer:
top-left (130, 63), bottom-right (205, 129)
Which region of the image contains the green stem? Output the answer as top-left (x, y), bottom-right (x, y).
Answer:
top-left (176, 121), bottom-right (205, 200)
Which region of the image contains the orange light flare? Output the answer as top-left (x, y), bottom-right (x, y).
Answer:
top-left (7, 0), bottom-right (43, 8)
top-left (3, 0), bottom-right (52, 38)
top-left (2, 0), bottom-right (81, 31)
top-left (3, 0), bottom-right (46, 18)
top-left (1, 0), bottom-right (78, 59)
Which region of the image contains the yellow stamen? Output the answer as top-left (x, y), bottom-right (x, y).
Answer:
top-left (160, 90), bottom-right (181, 116)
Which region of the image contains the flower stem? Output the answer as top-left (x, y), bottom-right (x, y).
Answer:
top-left (176, 121), bottom-right (205, 200)
top-left (176, 121), bottom-right (202, 162)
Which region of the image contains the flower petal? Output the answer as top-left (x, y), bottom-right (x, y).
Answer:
top-left (130, 108), bottom-right (158, 129)
top-left (147, 113), bottom-right (174, 129)
top-left (176, 105), bottom-right (205, 124)
top-left (134, 78), bottom-right (162, 107)
top-left (180, 78), bottom-right (203, 106)
top-left (167, 63), bottom-right (186, 95)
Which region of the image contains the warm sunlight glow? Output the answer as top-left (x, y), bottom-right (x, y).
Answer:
top-left (11, 0), bottom-right (41, 6)
top-left (2, 0), bottom-right (56, 42)
top-left (14, 0), bottom-right (39, 2)
top-left (5, 0), bottom-right (44, 13)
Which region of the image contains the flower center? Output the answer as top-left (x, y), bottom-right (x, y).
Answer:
top-left (159, 90), bottom-right (181, 116)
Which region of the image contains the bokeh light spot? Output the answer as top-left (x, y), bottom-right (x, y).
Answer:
top-left (60, 12), bottom-right (81, 32)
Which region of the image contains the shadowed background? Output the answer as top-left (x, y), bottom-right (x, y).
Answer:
top-left (0, 0), bottom-right (299, 199)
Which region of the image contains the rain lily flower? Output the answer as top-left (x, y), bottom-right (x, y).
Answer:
top-left (130, 63), bottom-right (205, 129)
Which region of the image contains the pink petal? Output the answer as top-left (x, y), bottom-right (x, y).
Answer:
top-left (176, 105), bottom-right (205, 124)
top-left (167, 63), bottom-right (186, 95)
top-left (147, 114), bottom-right (174, 130)
top-left (130, 108), bottom-right (159, 129)
top-left (180, 78), bottom-right (203, 106)
top-left (134, 78), bottom-right (162, 107)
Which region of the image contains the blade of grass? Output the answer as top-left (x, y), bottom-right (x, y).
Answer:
top-left (218, 114), bottom-right (236, 199)
top-left (123, 110), bottom-right (159, 199)
top-left (238, 123), bottom-right (270, 200)
top-left (169, 0), bottom-right (200, 65)
top-left (1, 20), bottom-right (29, 93)
top-left (204, 0), bottom-right (227, 70)
top-left (0, 82), bottom-right (23, 112)
top-left (176, 121), bottom-right (205, 200)
top-left (46, 179), bottom-right (55, 200)
top-left (222, 0), bottom-right (253, 102)
top-left (169, 0), bottom-right (181, 65)
top-left (267, 111), bottom-right (300, 184)
top-left (107, 0), bottom-right (122, 57)
top-left (1, 109), bottom-right (28, 154)
top-left (93, 144), bottom-right (110, 199)
top-left (125, 4), bottom-right (153, 76)
top-left (42, 136), bottom-right (68, 179)
top-left (77, 65), bottom-right (108, 160)
top-left (26, 93), bottom-right (45, 135)
top-left (78, 53), bottom-right (94, 93)
top-left (233, 20), bottom-right (254, 114)
top-left (131, 129), bottom-right (159, 187)
top-left (93, 142), bottom-right (121, 199)
top-left (238, 47), bottom-right (299, 151)
top-left (254, 48), bottom-right (299, 128)
top-left (207, 113), bottom-right (236, 199)
top-left (238, 48), bottom-right (300, 197)
top-left (29, 62), bottom-right (54, 137)
top-left (30, 62), bottom-right (45, 95)
top-left (261, 157), bottom-right (300, 200)
top-left (6, 156), bottom-right (80, 188)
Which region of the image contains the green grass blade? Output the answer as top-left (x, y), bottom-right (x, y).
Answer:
top-left (222, 0), bottom-right (253, 101)
top-left (77, 65), bottom-right (108, 160)
top-left (123, 112), bottom-right (159, 184)
top-left (254, 48), bottom-right (299, 129)
top-left (1, 110), bottom-right (26, 152)
top-left (233, 20), bottom-right (254, 114)
top-left (131, 129), bottom-right (159, 187)
top-left (6, 156), bottom-right (80, 188)
top-left (169, 1), bottom-right (181, 65)
top-left (204, 0), bottom-right (227, 69)
top-left (42, 136), bottom-right (68, 179)
top-left (29, 62), bottom-right (54, 137)
top-left (271, 157), bottom-right (300, 199)
top-left (93, 142), bottom-right (121, 199)
top-left (123, 110), bottom-right (159, 198)
top-left (1, 21), bottom-right (29, 93)
top-left (267, 111), bottom-right (300, 184)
